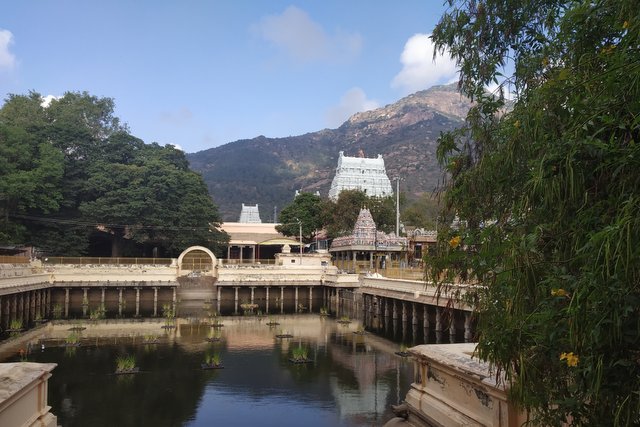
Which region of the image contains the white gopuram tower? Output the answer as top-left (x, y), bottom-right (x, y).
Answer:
top-left (328, 151), bottom-right (394, 200)
top-left (238, 204), bottom-right (262, 223)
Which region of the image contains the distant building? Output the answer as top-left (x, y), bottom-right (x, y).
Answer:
top-left (220, 222), bottom-right (299, 262)
top-left (328, 151), bottom-right (393, 200)
top-left (238, 204), bottom-right (262, 223)
top-left (329, 207), bottom-right (407, 272)
top-left (406, 227), bottom-right (437, 267)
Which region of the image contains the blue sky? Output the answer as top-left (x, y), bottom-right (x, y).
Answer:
top-left (0, 1), bottom-right (459, 153)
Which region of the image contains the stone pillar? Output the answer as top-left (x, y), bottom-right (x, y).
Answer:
top-left (250, 287), bottom-right (255, 304)
top-left (352, 251), bottom-right (357, 272)
top-left (449, 310), bottom-right (457, 337)
top-left (64, 288), bottom-right (70, 318)
top-left (39, 290), bottom-right (44, 320)
top-left (392, 300), bottom-right (398, 320)
top-left (294, 287), bottom-right (299, 311)
top-left (153, 287), bottom-right (158, 317)
top-left (18, 293), bottom-right (24, 324)
top-left (30, 291), bottom-right (35, 323)
top-left (135, 288), bottom-right (140, 317)
top-left (265, 286), bottom-right (270, 313)
top-left (464, 312), bottom-right (473, 342)
top-left (118, 288), bottom-right (124, 317)
top-left (46, 289), bottom-right (51, 319)
top-left (435, 307), bottom-right (443, 332)
top-left (0, 296), bottom-right (3, 328)
top-left (402, 301), bottom-right (407, 322)
top-left (280, 286), bottom-right (285, 314)
top-left (423, 306), bottom-right (430, 329)
top-left (308, 286), bottom-right (313, 312)
top-left (412, 303), bottom-right (418, 325)
top-left (82, 288), bottom-right (89, 317)
top-left (384, 298), bottom-right (389, 317)
top-left (172, 287), bottom-right (177, 313)
top-left (216, 287), bottom-right (221, 314)
top-left (101, 288), bottom-right (106, 307)
top-left (234, 287), bottom-right (239, 314)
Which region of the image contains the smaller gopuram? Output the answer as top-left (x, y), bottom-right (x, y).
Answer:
top-left (328, 150), bottom-right (394, 200)
top-left (330, 207), bottom-right (407, 272)
top-left (238, 204), bottom-right (262, 223)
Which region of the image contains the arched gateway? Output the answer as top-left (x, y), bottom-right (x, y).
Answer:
top-left (177, 246), bottom-right (217, 277)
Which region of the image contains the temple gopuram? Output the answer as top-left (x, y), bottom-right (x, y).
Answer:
top-left (330, 208), bottom-right (407, 273)
top-left (328, 150), bottom-right (393, 200)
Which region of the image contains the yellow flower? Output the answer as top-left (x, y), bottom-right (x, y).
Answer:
top-left (551, 288), bottom-right (568, 297)
top-left (623, 21), bottom-right (629, 29)
top-left (514, 120), bottom-right (521, 129)
top-left (560, 352), bottom-right (579, 367)
top-left (601, 44), bottom-right (616, 54)
top-left (449, 236), bottom-right (462, 249)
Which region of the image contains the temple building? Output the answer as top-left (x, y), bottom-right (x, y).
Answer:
top-left (329, 207), bottom-right (407, 272)
top-left (328, 151), bottom-right (394, 200)
top-left (238, 204), bottom-right (262, 223)
top-left (220, 222), bottom-right (299, 263)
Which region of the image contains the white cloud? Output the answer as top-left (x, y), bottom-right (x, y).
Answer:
top-left (0, 29), bottom-right (16, 70)
top-left (40, 94), bottom-right (61, 108)
top-left (169, 143), bottom-right (183, 151)
top-left (325, 87), bottom-right (379, 128)
top-left (391, 33), bottom-right (458, 94)
top-left (254, 6), bottom-right (361, 63)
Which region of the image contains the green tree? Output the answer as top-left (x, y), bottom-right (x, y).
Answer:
top-left (402, 193), bottom-right (441, 230)
top-left (323, 190), bottom-right (397, 238)
top-left (276, 192), bottom-right (323, 242)
top-left (0, 91), bottom-right (227, 257)
top-left (0, 124), bottom-right (64, 242)
top-left (431, 0), bottom-right (640, 424)
top-left (80, 133), bottom-right (227, 257)
top-left (323, 190), bottom-right (368, 238)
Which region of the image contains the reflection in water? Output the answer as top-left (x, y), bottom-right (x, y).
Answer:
top-left (2, 315), bottom-right (413, 427)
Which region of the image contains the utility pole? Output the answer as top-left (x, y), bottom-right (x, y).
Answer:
top-left (395, 176), bottom-right (401, 236)
top-left (295, 218), bottom-right (303, 264)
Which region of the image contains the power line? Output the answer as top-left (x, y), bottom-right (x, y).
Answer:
top-left (8, 213), bottom-right (222, 232)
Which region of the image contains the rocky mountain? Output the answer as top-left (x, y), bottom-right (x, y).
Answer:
top-left (187, 83), bottom-right (471, 221)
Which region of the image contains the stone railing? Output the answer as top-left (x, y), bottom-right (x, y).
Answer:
top-left (47, 263), bottom-right (178, 284)
top-left (395, 343), bottom-right (526, 427)
top-left (361, 276), bottom-right (475, 311)
top-left (0, 362), bottom-right (58, 427)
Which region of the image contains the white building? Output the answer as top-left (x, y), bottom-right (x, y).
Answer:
top-left (238, 204), bottom-right (262, 223)
top-left (328, 151), bottom-right (393, 200)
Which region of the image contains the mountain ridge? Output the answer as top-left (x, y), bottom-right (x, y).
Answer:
top-left (187, 83), bottom-right (471, 221)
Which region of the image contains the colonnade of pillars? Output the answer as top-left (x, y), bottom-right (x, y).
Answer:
top-left (360, 294), bottom-right (475, 342)
top-left (0, 286), bottom-right (179, 329)
top-left (216, 285), bottom-right (318, 314)
top-left (0, 288), bottom-right (51, 331)
top-left (71, 286), bottom-right (177, 317)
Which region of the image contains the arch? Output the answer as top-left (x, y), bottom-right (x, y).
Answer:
top-left (177, 246), bottom-right (217, 276)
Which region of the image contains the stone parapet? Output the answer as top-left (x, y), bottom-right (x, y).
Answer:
top-left (46, 264), bottom-right (179, 283)
top-left (361, 277), bottom-right (474, 311)
top-left (0, 362), bottom-right (57, 427)
top-left (395, 344), bottom-right (526, 427)
top-left (0, 264), bottom-right (34, 279)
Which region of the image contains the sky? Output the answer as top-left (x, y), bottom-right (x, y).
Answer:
top-left (0, 1), bottom-right (459, 153)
